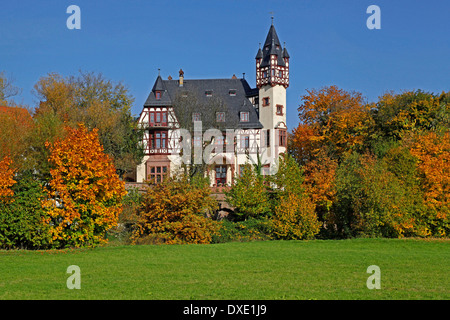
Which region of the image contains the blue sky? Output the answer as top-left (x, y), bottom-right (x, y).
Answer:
top-left (1, 0), bottom-right (449, 130)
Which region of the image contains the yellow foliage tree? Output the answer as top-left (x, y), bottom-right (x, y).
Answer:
top-left (44, 124), bottom-right (126, 247)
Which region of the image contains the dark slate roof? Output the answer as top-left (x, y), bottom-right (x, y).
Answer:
top-left (260, 24), bottom-right (286, 68)
top-left (144, 77), bottom-right (262, 129)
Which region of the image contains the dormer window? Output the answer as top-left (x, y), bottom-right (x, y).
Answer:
top-left (240, 112), bottom-right (249, 122)
top-left (216, 112), bottom-right (225, 122)
top-left (155, 91), bottom-right (161, 100)
top-left (205, 90), bottom-right (213, 97)
top-left (192, 112), bottom-right (201, 122)
top-left (229, 89), bottom-right (237, 96)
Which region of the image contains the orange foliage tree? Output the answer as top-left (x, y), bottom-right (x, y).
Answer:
top-left (44, 124), bottom-right (126, 247)
top-left (0, 156), bottom-right (16, 202)
top-left (410, 131), bottom-right (450, 236)
top-left (295, 85), bottom-right (374, 161)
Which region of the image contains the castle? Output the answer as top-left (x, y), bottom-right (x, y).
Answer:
top-left (136, 22), bottom-right (289, 186)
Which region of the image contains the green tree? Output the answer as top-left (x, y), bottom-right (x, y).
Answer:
top-left (225, 164), bottom-right (271, 221)
top-left (32, 71), bottom-right (144, 178)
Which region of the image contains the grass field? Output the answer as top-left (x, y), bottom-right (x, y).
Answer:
top-left (0, 238), bottom-right (449, 300)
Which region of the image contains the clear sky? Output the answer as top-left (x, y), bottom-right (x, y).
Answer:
top-left (1, 0), bottom-right (449, 130)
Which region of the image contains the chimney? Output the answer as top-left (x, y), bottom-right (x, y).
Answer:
top-left (179, 69), bottom-right (184, 87)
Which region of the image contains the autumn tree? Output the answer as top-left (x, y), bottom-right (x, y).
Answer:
top-left (269, 154), bottom-right (321, 240)
top-left (0, 106), bottom-right (35, 171)
top-left (373, 90), bottom-right (450, 141)
top-left (131, 175), bottom-right (219, 244)
top-left (32, 71), bottom-right (144, 178)
top-left (44, 124), bottom-right (127, 248)
top-left (0, 156), bottom-right (16, 202)
top-left (409, 131), bottom-right (450, 237)
top-left (0, 71), bottom-right (22, 105)
top-left (293, 85), bottom-right (374, 163)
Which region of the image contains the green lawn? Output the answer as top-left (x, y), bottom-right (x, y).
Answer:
top-left (0, 238), bottom-right (448, 300)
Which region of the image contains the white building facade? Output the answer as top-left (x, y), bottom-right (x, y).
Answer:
top-left (136, 23), bottom-right (289, 186)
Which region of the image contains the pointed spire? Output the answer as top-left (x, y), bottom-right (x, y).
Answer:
top-left (152, 74), bottom-right (165, 92)
top-left (260, 23), bottom-right (285, 67)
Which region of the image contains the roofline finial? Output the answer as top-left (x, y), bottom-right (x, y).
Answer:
top-left (158, 68), bottom-right (161, 76)
top-left (269, 11), bottom-right (274, 25)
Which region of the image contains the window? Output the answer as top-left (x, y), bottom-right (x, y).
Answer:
top-left (241, 135), bottom-right (250, 149)
top-left (240, 112), bottom-right (249, 122)
top-left (263, 129), bottom-right (270, 147)
top-left (229, 89), bottom-right (237, 96)
top-left (192, 112), bottom-right (201, 122)
top-left (215, 165), bottom-right (227, 185)
top-left (263, 71), bottom-right (268, 78)
top-left (148, 166), bottom-right (168, 184)
top-left (193, 136), bottom-right (202, 147)
top-left (149, 110), bottom-right (167, 126)
top-left (276, 105), bottom-right (284, 115)
top-left (149, 131), bottom-right (168, 150)
top-left (216, 112), bottom-right (225, 122)
top-left (279, 129), bottom-right (287, 147)
top-left (155, 91), bottom-right (161, 100)
top-left (262, 97), bottom-right (270, 106)
top-left (205, 90), bottom-right (213, 97)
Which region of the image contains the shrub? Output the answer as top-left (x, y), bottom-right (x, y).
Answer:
top-left (0, 173), bottom-right (51, 249)
top-left (269, 154), bottom-right (321, 240)
top-left (131, 175), bottom-right (219, 244)
top-left (225, 164), bottom-right (271, 221)
top-left (212, 218), bottom-right (273, 243)
top-left (330, 153), bottom-right (423, 238)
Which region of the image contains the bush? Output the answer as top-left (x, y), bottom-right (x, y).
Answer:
top-left (131, 175), bottom-right (220, 244)
top-left (211, 218), bottom-right (273, 243)
top-left (330, 152), bottom-right (423, 238)
top-left (0, 173), bottom-right (52, 249)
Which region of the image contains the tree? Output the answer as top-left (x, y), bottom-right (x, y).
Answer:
top-left (330, 153), bottom-right (422, 238)
top-left (131, 175), bottom-right (219, 244)
top-left (0, 71), bottom-right (22, 105)
top-left (269, 154), bottom-right (321, 240)
top-left (32, 71), bottom-right (144, 178)
top-left (0, 156), bottom-right (16, 202)
top-left (225, 164), bottom-right (271, 221)
top-left (409, 131), bottom-right (450, 237)
top-left (43, 124), bottom-right (127, 248)
top-left (0, 106), bottom-right (34, 170)
top-left (295, 85), bottom-right (374, 162)
top-left (172, 91), bottom-right (238, 180)
top-left (373, 90), bottom-right (450, 141)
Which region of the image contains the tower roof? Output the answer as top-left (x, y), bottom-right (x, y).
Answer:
top-left (260, 24), bottom-right (286, 67)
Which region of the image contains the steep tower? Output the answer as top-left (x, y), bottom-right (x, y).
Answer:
top-left (256, 22), bottom-right (289, 157)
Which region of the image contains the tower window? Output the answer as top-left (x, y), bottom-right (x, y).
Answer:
top-left (155, 91), bottom-right (161, 100)
top-left (276, 105), bottom-right (284, 115)
top-left (278, 129), bottom-right (287, 147)
top-left (205, 90), bottom-right (213, 97)
top-left (262, 97), bottom-right (270, 107)
top-left (240, 112), bottom-right (249, 122)
top-left (229, 89), bottom-right (237, 96)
